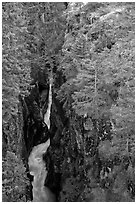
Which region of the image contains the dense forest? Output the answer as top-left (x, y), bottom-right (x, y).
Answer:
top-left (2, 2), bottom-right (135, 202)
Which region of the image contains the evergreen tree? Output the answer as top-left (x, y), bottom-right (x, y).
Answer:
top-left (2, 2), bottom-right (66, 201)
top-left (58, 2), bottom-right (135, 201)
top-left (2, 2), bottom-right (135, 202)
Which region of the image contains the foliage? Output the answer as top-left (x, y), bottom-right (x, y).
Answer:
top-left (57, 2), bottom-right (135, 201)
top-left (2, 2), bottom-right (135, 202)
top-left (23, 2), bottom-right (66, 84)
top-left (2, 151), bottom-right (30, 202)
top-left (60, 176), bottom-right (83, 202)
top-left (2, 3), bottom-right (31, 125)
top-left (2, 2), bottom-right (66, 202)
top-left (2, 4), bottom-right (32, 200)
top-left (2, 1), bottom-right (66, 138)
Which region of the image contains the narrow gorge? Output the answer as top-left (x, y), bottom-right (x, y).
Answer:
top-left (28, 75), bottom-right (56, 201)
top-left (21, 65), bottom-right (71, 201)
top-left (2, 2), bottom-right (135, 202)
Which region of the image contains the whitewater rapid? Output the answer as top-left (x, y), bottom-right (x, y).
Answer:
top-left (28, 76), bottom-right (55, 202)
top-left (28, 139), bottom-right (55, 202)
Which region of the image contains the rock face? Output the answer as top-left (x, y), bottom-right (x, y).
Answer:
top-left (28, 139), bottom-right (56, 202)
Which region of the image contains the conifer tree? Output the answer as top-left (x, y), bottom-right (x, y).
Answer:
top-left (58, 2), bottom-right (135, 201)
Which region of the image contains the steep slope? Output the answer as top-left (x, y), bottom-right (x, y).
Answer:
top-left (2, 2), bottom-right (134, 202)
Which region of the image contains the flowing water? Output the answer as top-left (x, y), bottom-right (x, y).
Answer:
top-left (28, 77), bottom-right (55, 202)
top-left (28, 139), bottom-right (55, 201)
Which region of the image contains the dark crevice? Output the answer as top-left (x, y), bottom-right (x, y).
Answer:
top-left (43, 150), bottom-right (62, 201)
top-left (21, 70), bottom-right (67, 200)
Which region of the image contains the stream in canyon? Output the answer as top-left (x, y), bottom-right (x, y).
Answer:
top-left (28, 77), bottom-right (56, 202)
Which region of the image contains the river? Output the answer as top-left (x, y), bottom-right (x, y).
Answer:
top-left (28, 77), bottom-right (56, 202)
